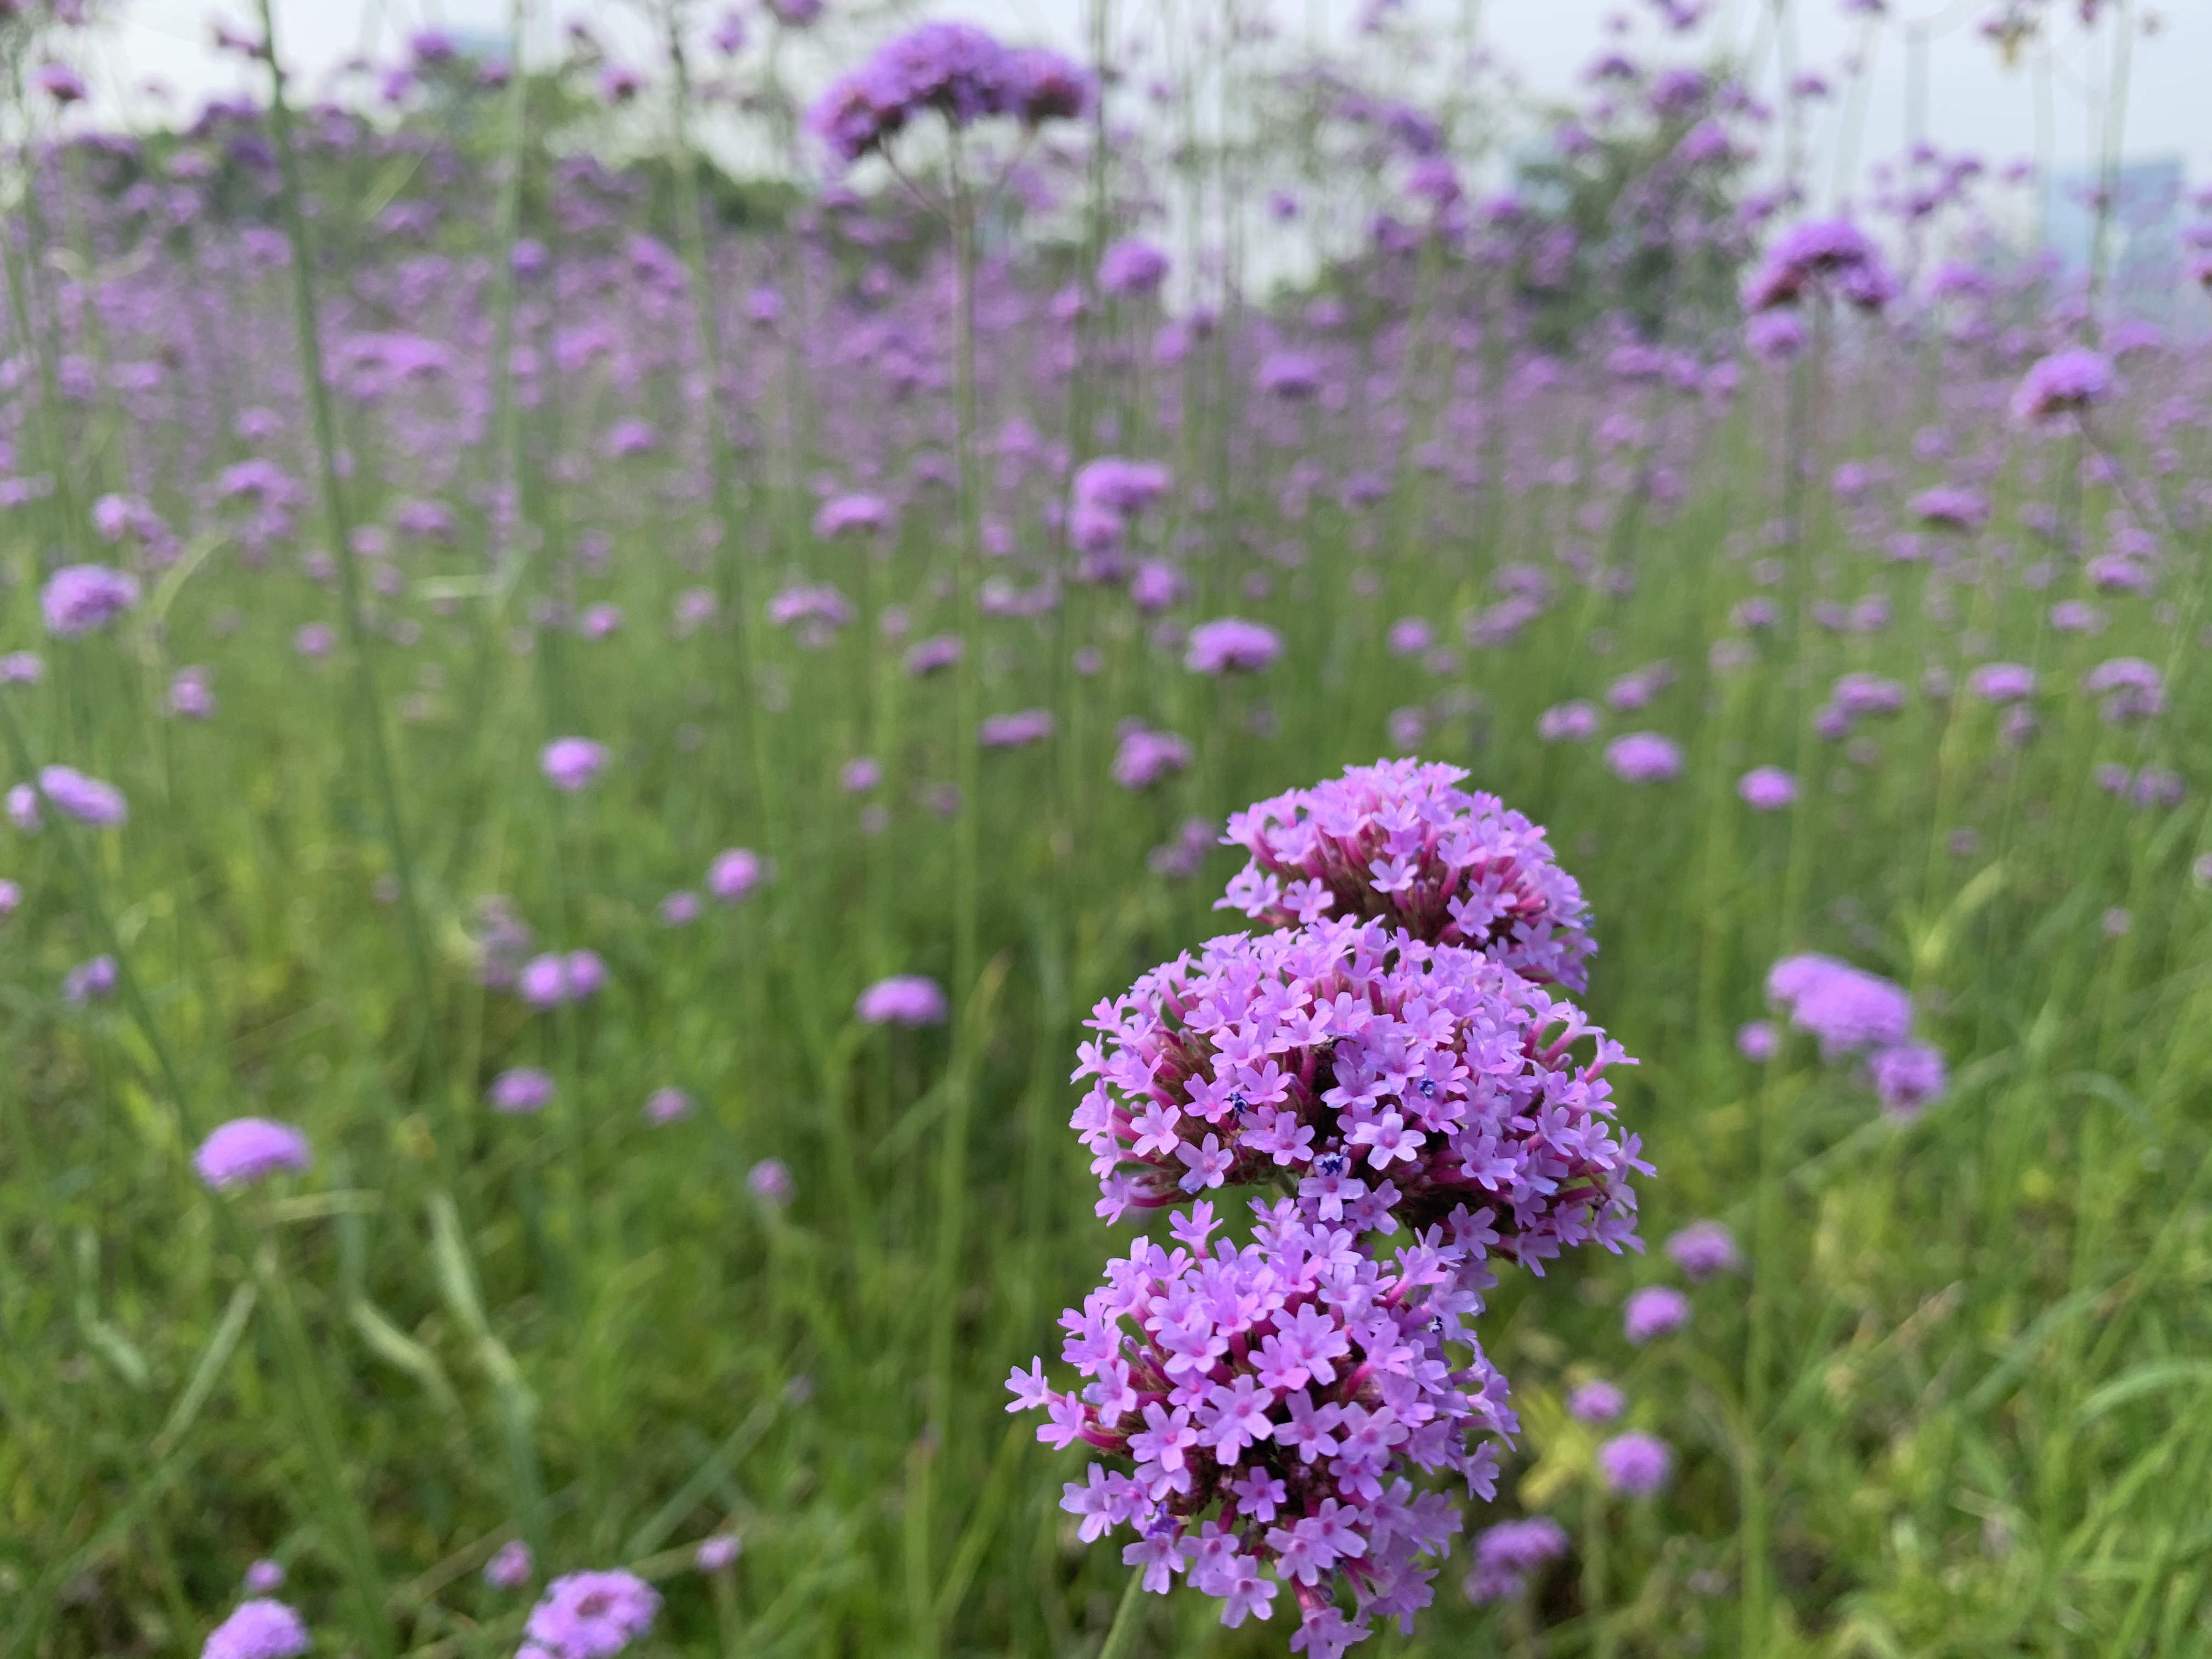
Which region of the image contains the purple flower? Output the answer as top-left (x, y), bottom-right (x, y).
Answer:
top-left (484, 1539), bottom-right (534, 1589)
top-left (1074, 458), bottom-right (1172, 518)
top-left (1596, 1432), bottom-right (1673, 1496)
top-left (1113, 727), bottom-right (1190, 791)
top-left (812, 494), bottom-right (891, 538)
top-left (660, 890), bottom-right (702, 926)
top-left (1256, 350), bottom-right (1324, 399)
top-left (1737, 766), bottom-right (1797, 810)
top-left (202, 1600), bottom-right (310, 1659)
top-left (981, 709), bottom-right (1054, 749)
top-left (1743, 218), bottom-right (1894, 312)
top-left (708, 848), bottom-right (764, 902)
top-left (1664, 1220), bottom-right (1741, 1280)
top-left (857, 975), bottom-right (949, 1026)
top-left (42, 565), bottom-right (141, 636)
top-left (294, 624), bottom-right (336, 659)
top-left (1622, 1285), bottom-right (1690, 1345)
top-left (193, 1119), bottom-right (312, 1192)
top-left (1910, 484), bottom-right (1988, 533)
top-left (541, 738), bottom-right (611, 792)
top-left (905, 635), bottom-right (963, 676)
top-left (696, 1534), bottom-right (741, 1572)
top-left (1538, 701), bottom-right (1599, 743)
top-left (1768, 954), bottom-right (1912, 1057)
top-left (1098, 239), bottom-right (1171, 298)
top-left (1869, 1043), bottom-right (1946, 1120)
top-left (1605, 733), bottom-right (1683, 784)
top-left (579, 604), bottom-right (624, 640)
top-left (0, 878), bottom-right (19, 919)
top-left (1186, 618), bottom-right (1283, 674)
top-left (1217, 758), bottom-right (1596, 988)
top-left (841, 757), bottom-right (881, 794)
top-left (63, 955), bottom-right (117, 1004)
top-left (1464, 1516), bottom-right (1569, 1604)
top-left (36, 61), bottom-right (88, 104)
top-left (807, 23), bottom-right (1088, 166)
top-left (747, 1159), bottom-right (794, 1206)
top-left (34, 765), bottom-right (127, 827)
top-left (518, 951), bottom-right (606, 1007)
top-left (0, 651), bottom-right (43, 684)
top-left (168, 667), bottom-right (218, 720)
top-left (244, 1560), bottom-right (286, 1594)
top-left (643, 1088), bottom-right (695, 1125)
top-left (766, 583), bottom-right (854, 644)
top-left (1568, 1380), bottom-right (1627, 1423)
top-left (523, 1569), bottom-right (659, 1659)
top-left (2012, 348), bottom-right (2114, 424)
top-left (1968, 663), bottom-right (2036, 704)
top-left (489, 1068), bottom-right (556, 1114)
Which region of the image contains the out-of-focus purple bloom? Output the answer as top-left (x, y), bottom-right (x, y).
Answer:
top-left (1074, 458), bottom-right (1172, 518)
top-left (1968, 663), bottom-right (2036, 703)
top-left (660, 890), bottom-right (702, 927)
top-left (518, 950), bottom-right (606, 1007)
top-left (35, 766), bottom-right (128, 827)
top-left (2084, 657), bottom-right (2163, 723)
top-left (1256, 350), bottom-right (1324, 399)
top-left (905, 634), bottom-right (963, 676)
top-left (1869, 1043), bottom-right (1946, 1120)
top-left (842, 757), bottom-right (881, 793)
top-left (168, 667), bottom-right (217, 720)
top-left (489, 1068), bottom-right (556, 1115)
top-left (1746, 310), bottom-right (1805, 360)
top-left (709, 11), bottom-right (747, 54)
top-left (1743, 218), bottom-right (1894, 312)
top-left (1737, 1020), bottom-right (1778, 1062)
top-left (1664, 1220), bottom-right (1741, 1280)
top-left (2012, 348), bottom-right (2114, 424)
top-left (696, 1534), bottom-right (742, 1572)
top-left (856, 975), bottom-right (948, 1026)
top-left (747, 1159), bottom-right (794, 1206)
top-left (807, 23), bottom-right (1088, 166)
top-left (485, 1539), bottom-right (534, 1589)
top-left (1464, 1516), bottom-right (1569, 1604)
top-left (708, 848), bottom-right (764, 902)
top-left (1605, 732), bottom-right (1683, 783)
top-left (0, 652), bottom-right (42, 684)
top-left (541, 737), bottom-right (611, 792)
top-left (244, 1560), bottom-right (286, 1594)
top-left (194, 1119), bottom-right (312, 1192)
top-left (63, 954), bottom-right (117, 1004)
top-left (1768, 953), bottom-right (1913, 1057)
top-left (579, 604), bottom-right (624, 640)
top-left (42, 565), bottom-right (140, 636)
top-left (981, 709), bottom-right (1053, 749)
top-left (1738, 766), bottom-right (1797, 810)
top-left (1597, 1432), bottom-right (1673, 1496)
top-left (1186, 618), bottom-right (1282, 674)
top-left (642, 1088), bottom-right (694, 1125)
top-left (813, 494), bottom-right (892, 538)
top-left (1568, 1380), bottom-right (1627, 1423)
top-left (295, 624), bottom-right (336, 659)
top-left (201, 1600), bottom-right (310, 1659)
top-left (36, 61), bottom-right (88, 104)
top-left (523, 1569), bottom-right (659, 1659)
top-left (1623, 1285), bottom-right (1690, 1345)
top-left (1539, 701), bottom-right (1598, 743)
top-left (1386, 617), bottom-right (1433, 657)
top-left (1113, 727), bottom-right (1190, 790)
top-left (0, 878), bottom-right (20, 919)
top-left (1910, 484), bottom-right (1988, 533)
top-left (1098, 239), bottom-right (1171, 297)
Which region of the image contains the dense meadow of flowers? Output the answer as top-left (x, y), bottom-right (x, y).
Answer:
top-left (4, 0), bottom-right (2212, 1656)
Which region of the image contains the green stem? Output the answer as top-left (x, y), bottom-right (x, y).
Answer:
top-left (1094, 1566), bottom-right (1150, 1659)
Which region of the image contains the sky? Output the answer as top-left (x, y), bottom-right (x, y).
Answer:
top-left (72, 0), bottom-right (2212, 214)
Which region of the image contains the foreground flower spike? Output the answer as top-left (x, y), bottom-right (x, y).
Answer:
top-left (1071, 916), bottom-right (1644, 1259)
top-left (201, 1599), bottom-right (309, 1659)
top-left (194, 1119), bottom-right (312, 1192)
top-left (1217, 760), bottom-right (1595, 988)
top-left (1013, 1204), bottom-right (1510, 1649)
top-left (521, 1569), bottom-right (659, 1659)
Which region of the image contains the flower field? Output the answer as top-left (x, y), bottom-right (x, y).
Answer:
top-left (4, 2), bottom-right (2211, 1657)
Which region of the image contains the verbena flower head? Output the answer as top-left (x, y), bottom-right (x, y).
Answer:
top-left (1463, 1516), bottom-right (1568, 1604)
top-left (41, 563), bottom-right (140, 636)
top-left (522, 1568), bottom-right (659, 1659)
top-left (1604, 733), bottom-right (1682, 785)
top-left (1075, 457), bottom-right (1173, 518)
top-left (484, 1539), bottom-right (534, 1589)
top-left (1737, 766), bottom-right (1797, 811)
top-left (202, 1599), bottom-right (309, 1659)
top-left (541, 738), bottom-right (611, 792)
top-left (812, 493), bottom-right (891, 538)
top-left (1567, 1379), bottom-right (1626, 1422)
top-left (1071, 917), bottom-right (1643, 1255)
top-left (64, 953), bottom-right (117, 1003)
top-left (696, 1534), bottom-right (741, 1572)
top-left (1187, 618), bottom-right (1284, 675)
top-left (244, 1560), bottom-right (286, 1594)
top-left (1012, 1204), bottom-right (1511, 1650)
top-left (643, 1087), bottom-right (695, 1125)
top-left (980, 709), bottom-right (1054, 749)
top-left (1743, 218), bottom-right (1894, 312)
top-left (807, 23), bottom-right (1090, 166)
top-left (708, 848), bottom-right (764, 902)
top-left (489, 1068), bottom-right (556, 1114)
top-left (1869, 1042), bottom-right (1945, 1120)
top-left (1663, 1220), bottom-right (1740, 1280)
top-left (1596, 1431), bottom-right (1672, 1495)
top-left (1968, 663), bottom-right (2036, 704)
top-left (1216, 760), bottom-right (1595, 989)
top-left (2011, 348), bottom-right (2114, 424)
top-left (1622, 1285), bottom-right (1689, 1344)
top-left (748, 1158), bottom-right (794, 1205)
top-left (194, 1119), bottom-right (312, 1191)
top-left (518, 950), bottom-right (606, 1007)
top-left (37, 765), bottom-right (128, 827)
top-left (1766, 953), bottom-right (1912, 1057)
top-left (1115, 727), bottom-right (1192, 791)
top-left (857, 975), bottom-right (949, 1026)
top-left (1538, 702), bottom-right (1598, 743)
top-left (1098, 238), bottom-right (1171, 298)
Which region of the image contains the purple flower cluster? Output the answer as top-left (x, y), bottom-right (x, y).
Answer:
top-left (1767, 954), bottom-right (1946, 1119)
top-left (42, 563), bottom-right (141, 636)
top-left (202, 1600), bottom-right (310, 1659)
top-left (807, 23), bottom-right (1090, 166)
top-left (1023, 765), bottom-right (1641, 1648)
top-left (193, 1119), bottom-right (313, 1191)
top-left (1742, 218), bottom-right (1897, 312)
top-left (520, 1569), bottom-right (659, 1659)
top-left (2011, 348), bottom-right (2114, 425)
top-left (1464, 1516), bottom-right (1569, 1604)
top-left (1187, 617), bottom-right (1283, 675)
top-left (1217, 760), bottom-right (1595, 989)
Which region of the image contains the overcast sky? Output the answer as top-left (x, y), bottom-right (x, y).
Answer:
top-left (74, 0), bottom-right (2212, 210)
